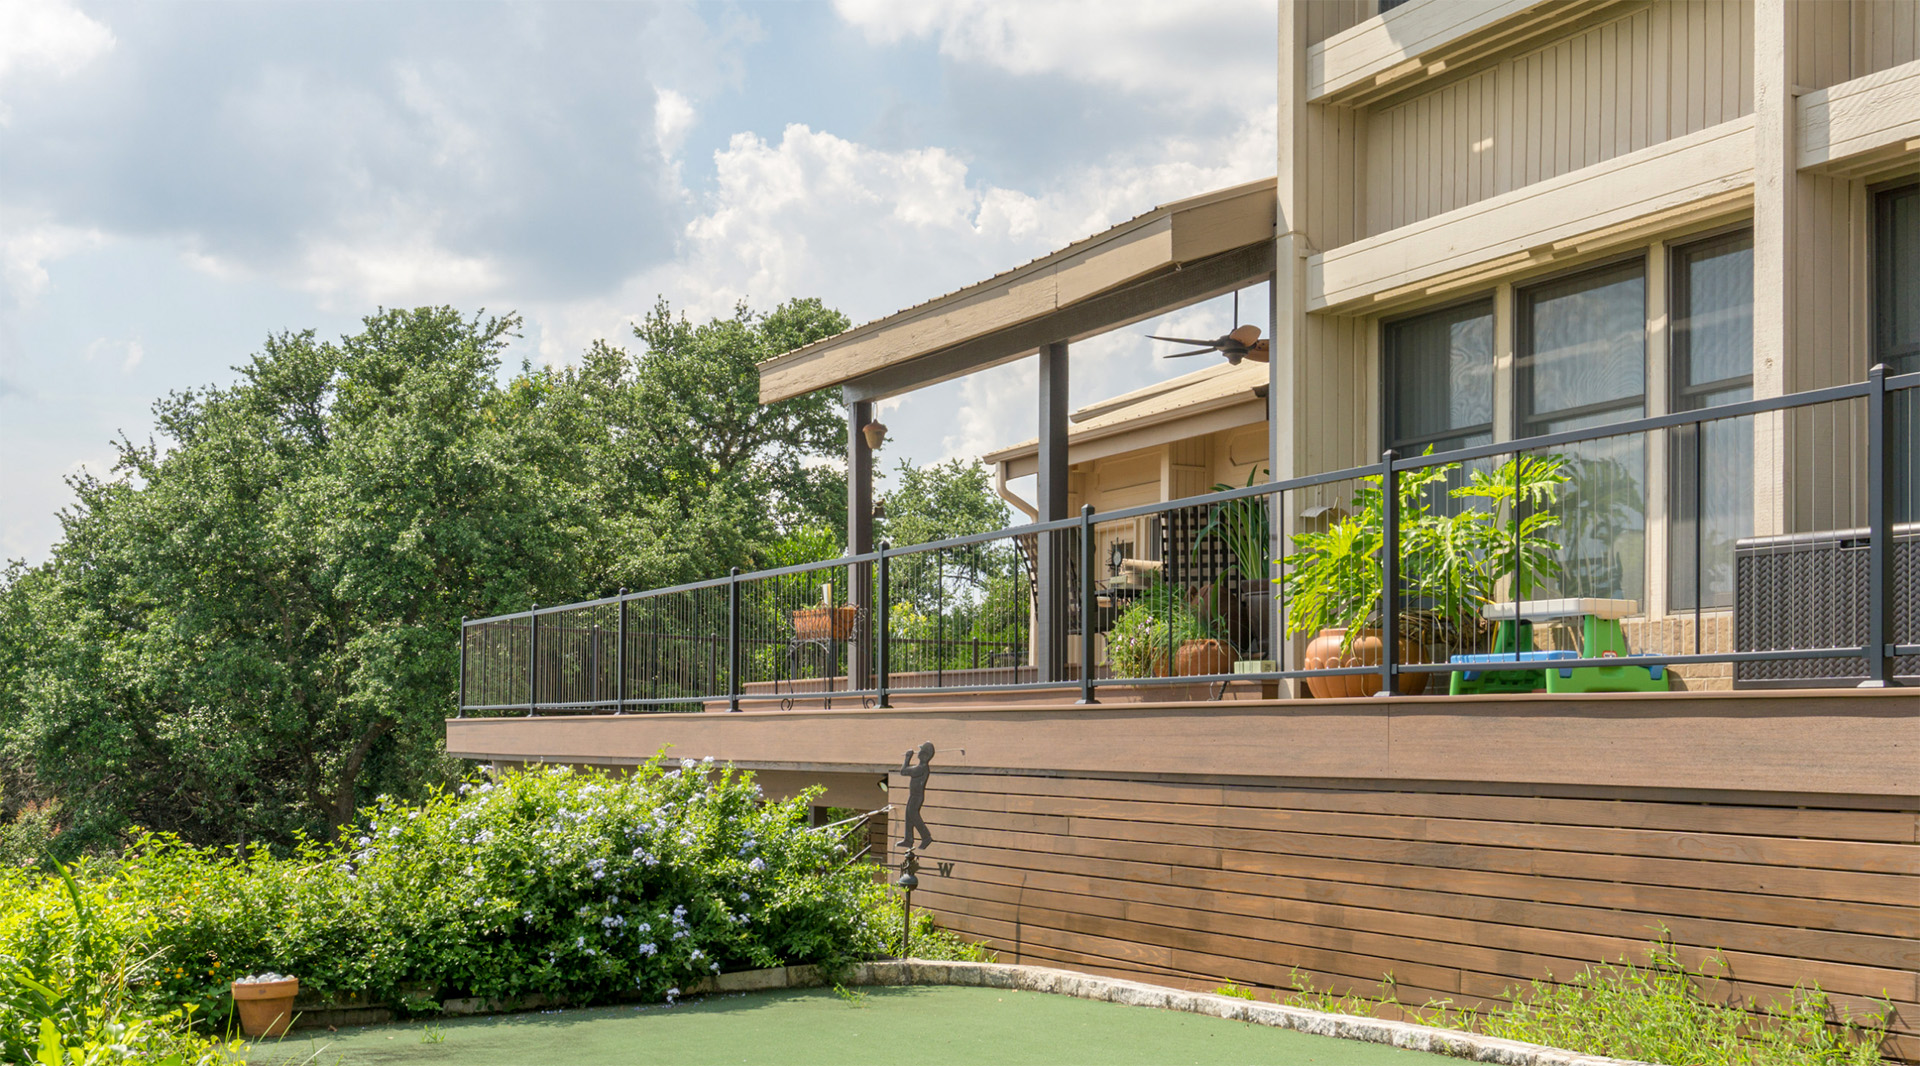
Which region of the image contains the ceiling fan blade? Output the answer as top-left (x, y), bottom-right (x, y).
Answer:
top-left (1243, 339), bottom-right (1271, 363)
top-left (1227, 324), bottom-right (1262, 347)
top-left (1161, 348), bottom-right (1219, 359)
top-left (1146, 335), bottom-right (1219, 347)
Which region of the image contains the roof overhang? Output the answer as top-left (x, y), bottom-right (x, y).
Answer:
top-left (984, 361), bottom-right (1269, 476)
top-left (757, 177), bottom-right (1278, 405)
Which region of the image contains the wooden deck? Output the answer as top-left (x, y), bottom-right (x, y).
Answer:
top-left (447, 688), bottom-right (1920, 1059)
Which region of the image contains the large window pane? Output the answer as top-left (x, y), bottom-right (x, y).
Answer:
top-left (1519, 260), bottom-right (1646, 435)
top-left (1669, 231), bottom-right (1753, 610)
top-left (1385, 299), bottom-right (1494, 454)
top-left (1878, 183), bottom-right (1918, 524)
top-left (1519, 260), bottom-right (1648, 602)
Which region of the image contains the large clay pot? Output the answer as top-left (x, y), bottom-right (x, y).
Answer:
top-left (1174, 638), bottom-right (1236, 677)
top-left (1302, 628), bottom-right (1430, 698)
top-left (232, 975), bottom-right (299, 1038)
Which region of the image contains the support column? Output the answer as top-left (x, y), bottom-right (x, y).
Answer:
top-left (1271, 0), bottom-right (1309, 694)
top-left (1035, 341), bottom-right (1070, 682)
top-left (1751, 0), bottom-right (1794, 537)
top-left (846, 392), bottom-right (874, 688)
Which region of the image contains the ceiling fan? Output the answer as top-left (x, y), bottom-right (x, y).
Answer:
top-left (1146, 291), bottom-right (1270, 364)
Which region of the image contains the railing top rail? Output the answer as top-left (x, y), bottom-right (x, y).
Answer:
top-left (464, 375), bottom-right (1914, 630)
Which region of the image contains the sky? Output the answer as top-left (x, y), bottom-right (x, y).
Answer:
top-left (0, 0), bottom-right (1277, 565)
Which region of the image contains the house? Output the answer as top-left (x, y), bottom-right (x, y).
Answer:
top-left (450, 2), bottom-right (1920, 1058)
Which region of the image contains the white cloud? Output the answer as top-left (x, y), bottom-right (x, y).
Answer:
top-left (833, 0), bottom-right (1273, 114)
top-left (654, 88), bottom-right (696, 159)
top-left (0, 211), bottom-right (105, 308)
top-left (0, 0), bottom-right (114, 82)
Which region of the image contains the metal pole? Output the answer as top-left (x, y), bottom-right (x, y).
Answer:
top-left (1377, 450), bottom-right (1400, 697)
top-left (616, 590), bottom-right (628, 714)
top-left (456, 617), bottom-right (467, 718)
top-left (1862, 364), bottom-right (1896, 687)
top-left (528, 605), bottom-right (539, 716)
top-left (728, 569), bottom-right (742, 711)
top-left (1078, 503), bottom-right (1099, 704)
top-left (877, 542), bottom-right (892, 708)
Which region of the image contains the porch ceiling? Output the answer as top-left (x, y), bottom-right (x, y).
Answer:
top-left (757, 177), bottom-right (1278, 405)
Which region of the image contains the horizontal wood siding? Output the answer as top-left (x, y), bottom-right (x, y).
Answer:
top-left (907, 770), bottom-right (1920, 1059)
top-left (1365, 1), bottom-right (1753, 236)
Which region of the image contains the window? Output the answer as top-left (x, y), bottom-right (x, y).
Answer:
top-left (1877, 183), bottom-right (1918, 522)
top-left (1378, 0), bottom-right (1412, 11)
top-left (1384, 299), bottom-right (1494, 455)
top-left (1667, 231), bottom-right (1754, 610)
top-left (1518, 260), bottom-right (1648, 601)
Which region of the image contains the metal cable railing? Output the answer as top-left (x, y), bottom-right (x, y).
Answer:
top-left (458, 365), bottom-right (1920, 714)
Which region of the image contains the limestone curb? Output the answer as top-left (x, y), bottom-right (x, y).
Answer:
top-left (688, 959), bottom-right (1649, 1066)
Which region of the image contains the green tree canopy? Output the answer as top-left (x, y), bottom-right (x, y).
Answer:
top-left (0, 298), bottom-right (851, 852)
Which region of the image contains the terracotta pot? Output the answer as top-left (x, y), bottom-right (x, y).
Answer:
top-left (232, 976), bottom-right (299, 1038)
top-left (792, 605), bottom-right (857, 641)
top-left (1301, 628), bottom-right (1430, 698)
top-left (1174, 638), bottom-right (1236, 677)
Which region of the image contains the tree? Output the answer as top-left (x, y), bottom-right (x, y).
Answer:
top-left (0, 298), bottom-right (856, 853)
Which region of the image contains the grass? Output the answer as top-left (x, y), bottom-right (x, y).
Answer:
top-left (252, 986), bottom-right (1458, 1066)
top-left (1263, 940), bottom-right (1890, 1066)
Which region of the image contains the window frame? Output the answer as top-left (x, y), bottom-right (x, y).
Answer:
top-left (1873, 179), bottom-right (1919, 372)
top-left (1513, 254), bottom-right (1650, 439)
top-left (1381, 295), bottom-right (1497, 456)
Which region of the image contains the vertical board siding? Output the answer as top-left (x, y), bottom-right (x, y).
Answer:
top-left (1307, 0), bottom-right (1375, 49)
top-left (1857, 0), bottom-right (1920, 79)
top-left (910, 771), bottom-right (1920, 1060)
top-left (1365, 1), bottom-right (1754, 236)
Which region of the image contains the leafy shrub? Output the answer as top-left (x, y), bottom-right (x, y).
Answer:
top-left (1273, 941), bottom-right (1890, 1066)
top-left (0, 862), bottom-right (239, 1065)
top-left (0, 758), bottom-right (897, 1039)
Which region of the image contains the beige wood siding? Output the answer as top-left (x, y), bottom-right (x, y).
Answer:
top-left (1365, 1), bottom-right (1754, 236)
top-left (1306, 0), bottom-right (1375, 49)
top-left (1856, 0), bottom-right (1920, 79)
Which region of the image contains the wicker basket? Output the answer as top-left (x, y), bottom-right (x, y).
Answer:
top-left (792, 605), bottom-right (859, 641)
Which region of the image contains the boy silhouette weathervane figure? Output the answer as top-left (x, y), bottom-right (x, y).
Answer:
top-left (897, 742), bottom-right (935, 851)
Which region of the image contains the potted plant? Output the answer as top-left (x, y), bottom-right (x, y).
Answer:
top-left (1105, 579), bottom-right (1233, 680)
top-left (1191, 469), bottom-right (1273, 661)
top-left (232, 971), bottom-right (299, 1038)
top-left (1280, 453), bottom-right (1572, 698)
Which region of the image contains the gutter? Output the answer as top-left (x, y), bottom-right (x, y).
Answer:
top-left (995, 462), bottom-right (1039, 521)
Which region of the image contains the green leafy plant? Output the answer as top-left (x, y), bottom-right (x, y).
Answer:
top-left (1213, 982), bottom-right (1256, 1001)
top-left (1191, 469), bottom-right (1272, 586)
top-left (1275, 940), bottom-right (1889, 1066)
top-left (1105, 578), bottom-right (1211, 678)
top-left (0, 759), bottom-right (906, 1043)
top-left (1281, 455), bottom-right (1571, 654)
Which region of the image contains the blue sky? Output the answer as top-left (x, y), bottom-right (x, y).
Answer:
top-left (1, 0), bottom-right (1276, 564)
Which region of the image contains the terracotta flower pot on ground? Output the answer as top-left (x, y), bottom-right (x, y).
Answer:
top-left (1174, 638), bottom-right (1236, 677)
top-left (1301, 628), bottom-right (1430, 698)
top-left (232, 976), bottom-right (299, 1038)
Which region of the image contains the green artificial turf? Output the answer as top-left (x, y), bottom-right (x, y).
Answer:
top-left (255, 986), bottom-right (1461, 1065)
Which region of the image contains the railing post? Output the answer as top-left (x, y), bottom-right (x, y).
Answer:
top-left (727, 569), bottom-right (742, 712)
top-left (1377, 450), bottom-right (1400, 698)
top-left (1862, 364), bottom-right (1897, 687)
top-left (615, 589), bottom-right (628, 713)
top-left (877, 542), bottom-right (892, 708)
top-left (1078, 504), bottom-right (1099, 705)
top-left (528, 604), bottom-right (540, 716)
top-left (456, 617), bottom-right (467, 718)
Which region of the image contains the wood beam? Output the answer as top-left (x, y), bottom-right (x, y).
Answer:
top-left (842, 243), bottom-right (1276, 403)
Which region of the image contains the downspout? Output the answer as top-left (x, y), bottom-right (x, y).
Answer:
top-left (995, 461), bottom-right (1039, 521)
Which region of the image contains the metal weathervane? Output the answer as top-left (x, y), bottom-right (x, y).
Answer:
top-left (894, 741), bottom-right (946, 957)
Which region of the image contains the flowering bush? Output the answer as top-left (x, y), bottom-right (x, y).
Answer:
top-left (0, 758), bottom-right (892, 1037)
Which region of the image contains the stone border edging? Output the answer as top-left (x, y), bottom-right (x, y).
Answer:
top-left (693, 959), bottom-right (1649, 1066)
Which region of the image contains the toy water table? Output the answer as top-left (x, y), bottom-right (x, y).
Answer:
top-left (1450, 598), bottom-right (1669, 695)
